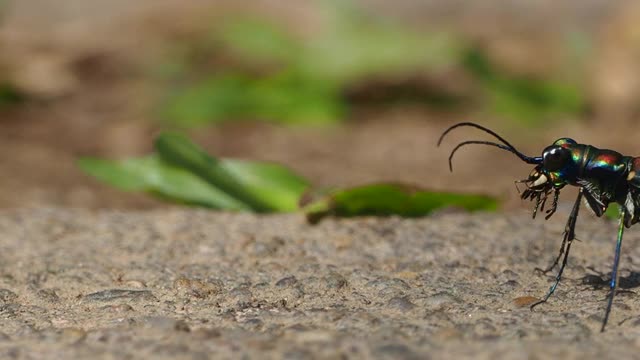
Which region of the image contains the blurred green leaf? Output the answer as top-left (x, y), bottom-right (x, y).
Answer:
top-left (0, 83), bottom-right (24, 109)
top-left (158, 1), bottom-right (591, 128)
top-left (80, 134), bottom-right (499, 220)
top-left (155, 132), bottom-right (309, 212)
top-left (302, 3), bottom-right (460, 83)
top-left (248, 71), bottom-right (344, 125)
top-left (221, 159), bottom-right (309, 212)
top-left (159, 1), bottom-right (463, 127)
top-left (78, 156), bottom-right (249, 209)
top-left (303, 183), bottom-right (498, 223)
top-left (462, 48), bottom-right (584, 124)
top-left (162, 75), bottom-right (252, 127)
top-left (219, 18), bottom-right (301, 63)
top-left (161, 72), bottom-right (343, 126)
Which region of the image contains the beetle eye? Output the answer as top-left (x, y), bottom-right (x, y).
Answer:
top-left (543, 147), bottom-right (570, 171)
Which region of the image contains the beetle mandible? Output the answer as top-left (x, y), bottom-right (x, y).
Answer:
top-left (438, 122), bottom-right (640, 332)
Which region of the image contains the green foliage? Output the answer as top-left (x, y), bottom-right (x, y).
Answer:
top-left (218, 17), bottom-right (302, 64)
top-left (462, 48), bottom-right (585, 124)
top-left (154, 132), bottom-right (309, 212)
top-left (159, 1), bottom-right (462, 127)
top-left (0, 83), bottom-right (24, 109)
top-left (81, 133), bottom-right (309, 212)
top-left (162, 72), bottom-right (344, 127)
top-left (296, 1), bottom-right (460, 83)
top-left (303, 183), bottom-right (498, 223)
top-left (159, 0), bottom-right (588, 127)
top-left (78, 156), bottom-right (250, 209)
top-left (80, 132), bottom-right (499, 222)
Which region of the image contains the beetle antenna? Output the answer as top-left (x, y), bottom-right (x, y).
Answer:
top-left (446, 140), bottom-right (542, 171)
top-left (438, 122), bottom-right (542, 170)
top-left (438, 122), bottom-right (519, 149)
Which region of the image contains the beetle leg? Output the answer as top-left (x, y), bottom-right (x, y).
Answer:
top-left (544, 188), bottom-right (560, 220)
top-left (601, 206), bottom-right (627, 332)
top-left (535, 190), bottom-right (581, 275)
top-left (531, 189), bottom-right (583, 308)
top-left (540, 189), bottom-right (552, 213)
top-left (532, 191), bottom-right (543, 219)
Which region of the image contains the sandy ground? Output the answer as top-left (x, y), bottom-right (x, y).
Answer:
top-left (1, 207), bottom-right (640, 359)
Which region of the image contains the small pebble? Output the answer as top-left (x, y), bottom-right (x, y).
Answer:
top-left (324, 272), bottom-right (347, 290)
top-left (0, 289), bottom-right (18, 303)
top-left (173, 277), bottom-right (218, 299)
top-left (229, 287), bottom-right (253, 304)
top-left (84, 289), bottom-right (155, 302)
top-left (124, 280), bottom-right (146, 289)
top-left (387, 296), bottom-right (416, 312)
top-left (276, 276), bottom-right (298, 288)
top-left (37, 288), bottom-right (59, 302)
top-left (425, 292), bottom-right (459, 310)
top-left (367, 277), bottom-right (410, 298)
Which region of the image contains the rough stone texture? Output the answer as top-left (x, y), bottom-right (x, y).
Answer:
top-left (1, 207), bottom-right (640, 358)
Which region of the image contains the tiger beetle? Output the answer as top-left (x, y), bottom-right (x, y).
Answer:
top-left (438, 122), bottom-right (640, 332)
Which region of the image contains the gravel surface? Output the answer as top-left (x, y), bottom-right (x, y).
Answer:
top-left (1, 207), bottom-right (640, 359)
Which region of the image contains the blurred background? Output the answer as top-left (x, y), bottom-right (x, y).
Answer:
top-left (1, 0), bottom-right (639, 211)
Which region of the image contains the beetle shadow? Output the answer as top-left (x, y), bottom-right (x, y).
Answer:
top-left (581, 267), bottom-right (640, 291)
